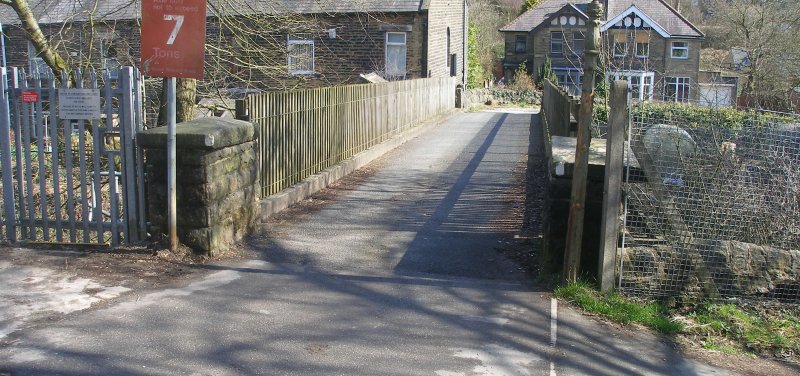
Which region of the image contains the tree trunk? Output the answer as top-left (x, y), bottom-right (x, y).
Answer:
top-left (157, 78), bottom-right (197, 125)
top-left (176, 78), bottom-right (197, 122)
top-left (9, 0), bottom-right (68, 73)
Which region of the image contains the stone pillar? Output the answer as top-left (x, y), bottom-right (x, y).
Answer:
top-left (139, 118), bottom-right (260, 255)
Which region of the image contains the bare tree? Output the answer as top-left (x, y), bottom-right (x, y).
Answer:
top-left (0, 0), bottom-right (69, 73)
top-left (468, 0), bottom-right (526, 86)
top-left (0, 0), bottom-right (329, 123)
top-left (703, 0), bottom-right (800, 111)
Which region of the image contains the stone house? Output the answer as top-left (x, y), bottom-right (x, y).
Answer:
top-left (0, 0), bottom-right (467, 91)
top-left (500, 0), bottom-right (705, 102)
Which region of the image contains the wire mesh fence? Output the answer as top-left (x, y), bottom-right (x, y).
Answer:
top-left (620, 105), bottom-right (800, 304)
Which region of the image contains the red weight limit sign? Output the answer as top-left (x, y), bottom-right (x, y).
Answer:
top-left (141, 0), bottom-right (206, 78)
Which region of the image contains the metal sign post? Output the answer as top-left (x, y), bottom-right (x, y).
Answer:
top-left (141, 0), bottom-right (206, 251)
top-left (166, 78), bottom-right (177, 249)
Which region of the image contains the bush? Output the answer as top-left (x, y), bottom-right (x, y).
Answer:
top-left (509, 62), bottom-right (535, 92)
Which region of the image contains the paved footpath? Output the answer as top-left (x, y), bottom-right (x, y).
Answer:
top-left (0, 110), bottom-right (735, 375)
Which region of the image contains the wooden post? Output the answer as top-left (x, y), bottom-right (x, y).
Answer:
top-left (598, 80), bottom-right (628, 292)
top-left (563, 0), bottom-right (603, 283)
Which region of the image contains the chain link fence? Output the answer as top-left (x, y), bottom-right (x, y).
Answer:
top-left (619, 106), bottom-right (800, 304)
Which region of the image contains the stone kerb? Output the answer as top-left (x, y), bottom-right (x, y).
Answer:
top-left (139, 118), bottom-right (260, 255)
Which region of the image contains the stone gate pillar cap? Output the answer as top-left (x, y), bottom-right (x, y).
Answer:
top-left (139, 117), bottom-right (255, 150)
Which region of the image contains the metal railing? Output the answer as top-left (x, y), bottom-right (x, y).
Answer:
top-left (245, 77), bottom-right (456, 197)
top-left (0, 67), bottom-right (146, 246)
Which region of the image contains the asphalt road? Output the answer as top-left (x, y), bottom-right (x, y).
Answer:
top-left (0, 110), bottom-right (735, 375)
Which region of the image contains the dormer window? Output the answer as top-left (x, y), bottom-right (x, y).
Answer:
top-left (671, 41), bottom-right (689, 59)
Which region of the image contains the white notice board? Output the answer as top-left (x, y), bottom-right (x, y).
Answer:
top-left (59, 89), bottom-right (101, 120)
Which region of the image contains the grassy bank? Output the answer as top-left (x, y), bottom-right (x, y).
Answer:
top-left (555, 282), bottom-right (800, 361)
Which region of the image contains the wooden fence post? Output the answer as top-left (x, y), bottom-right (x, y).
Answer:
top-left (598, 80), bottom-right (628, 292)
top-left (563, 0), bottom-right (603, 283)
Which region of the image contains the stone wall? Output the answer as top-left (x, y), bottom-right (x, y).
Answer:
top-left (139, 118), bottom-right (260, 255)
top-left (621, 241), bottom-right (800, 302)
top-left (462, 88), bottom-right (493, 109)
top-left (461, 87), bottom-right (542, 109)
top-left (427, 0), bottom-right (467, 84)
top-left (540, 152), bottom-right (605, 278)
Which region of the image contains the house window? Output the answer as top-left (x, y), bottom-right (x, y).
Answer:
top-left (671, 41), bottom-right (689, 59)
top-left (630, 75), bottom-right (641, 99)
top-left (515, 35), bottom-right (527, 54)
top-left (553, 67), bottom-right (583, 96)
top-left (634, 33), bottom-right (649, 58)
top-left (642, 75), bottom-right (653, 100)
top-left (446, 28), bottom-right (451, 68)
top-left (613, 33), bottom-right (627, 58)
top-left (287, 35), bottom-right (314, 75)
top-left (385, 32), bottom-right (407, 79)
top-left (572, 32), bottom-right (584, 56)
top-left (27, 41), bottom-right (48, 76)
top-left (664, 76), bottom-right (691, 102)
top-left (101, 40), bottom-right (119, 79)
top-left (550, 32), bottom-right (563, 56)
top-left (607, 71), bottom-right (654, 101)
top-left (635, 42), bottom-right (649, 58)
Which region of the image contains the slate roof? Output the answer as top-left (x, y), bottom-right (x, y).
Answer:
top-left (0, 0), bottom-right (428, 25)
top-left (500, 0), bottom-right (703, 38)
top-left (500, 0), bottom-right (573, 32)
top-left (605, 0), bottom-right (702, 37)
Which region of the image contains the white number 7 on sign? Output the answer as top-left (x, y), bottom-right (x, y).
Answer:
top-left (163, 14), bottom-right (185, 45)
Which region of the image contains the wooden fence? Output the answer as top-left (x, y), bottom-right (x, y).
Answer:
top-left (542, 79), bottom-right (580, 139)
top-left (245, 77), bottom-right (456, 197)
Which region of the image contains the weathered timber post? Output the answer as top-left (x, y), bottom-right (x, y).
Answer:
top-left (563, 0), bottom-right (603, 283)
top-left (598, 81), bottom-right (628, 292)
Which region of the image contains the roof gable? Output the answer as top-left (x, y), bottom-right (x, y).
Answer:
top-left (600, 6), bottom-right (669, 38)
top-left (533, 4), bottom-right (588, 32)
top-left (604, 0), bottom-right (703, 38)
top-left (500, 0), bottom-right (572, 32)
top-left (500, 0), bottom-right (703, 38)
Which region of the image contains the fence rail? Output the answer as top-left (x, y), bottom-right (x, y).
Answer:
top-left (541, 79), bottom-right (579, 138)
top-left (246, 77), bottom-right (455, 197)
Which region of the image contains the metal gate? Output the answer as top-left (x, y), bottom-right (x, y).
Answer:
top-left (0, 67), bottom-right (146, 246)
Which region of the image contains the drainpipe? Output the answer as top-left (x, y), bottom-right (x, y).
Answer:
top-left (0, 22), bottom-right (6, 67)
top-left (462, 0), bottom-right (467, 87)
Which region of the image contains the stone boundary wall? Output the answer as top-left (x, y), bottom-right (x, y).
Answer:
top-left (139, 118), bottom-right (260, 255)
top-left (461, 88), bottom-right (542, 109)
top-left (621, 240), bottom-right (800, 303)
top-left (462, 88), bottom-right (494, 109)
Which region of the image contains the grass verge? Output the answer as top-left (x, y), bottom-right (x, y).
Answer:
top-left (555, 281), bottom-right (800, 361)
top-left (684, 304), bottom-right (800, 358)
top-left (554, 281), bottom-right (683, 334)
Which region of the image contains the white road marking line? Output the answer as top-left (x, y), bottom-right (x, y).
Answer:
top-left (550, 298), bottom-right (558, 376)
